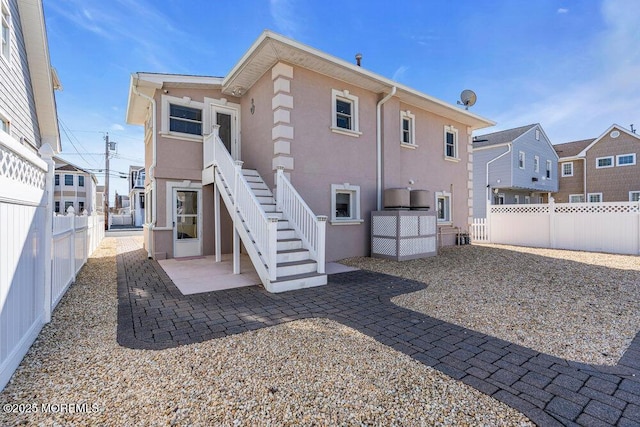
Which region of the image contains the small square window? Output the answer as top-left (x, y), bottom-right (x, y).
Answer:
top-left (616, 153), bottom-right (636, 166)
top-left (596, 156), bottom-right (613, 168)
top-left (169, 104), bottom-right (202, 135)
top-left (64, 174), bottom-right (73, 186)
top-left (562, 162), bottom-right (573, 177)
top-left (588, 193), bottom-right (602, 203)
top-left (331, 184), bottom-right (362, 224)
top-left (78, 175), bottom-right (84, 187)
top-left (630, 191), bottom-right (640, 202)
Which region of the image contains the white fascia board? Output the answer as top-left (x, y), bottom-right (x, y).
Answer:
top-left (578, 123), bottom-right (640, 157)
top-left (224, 30), bottom-right (496, 130)
top-left (472, 142), bottom-right (511, 152)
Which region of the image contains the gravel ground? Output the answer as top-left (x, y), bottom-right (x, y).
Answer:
top-left (0, 237), bottom-right (532, 426)
top-left (342, 243), bottom-right (640, 366)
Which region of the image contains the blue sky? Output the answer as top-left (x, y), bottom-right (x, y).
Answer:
top-left (42, 0), bottom-right (640, 202)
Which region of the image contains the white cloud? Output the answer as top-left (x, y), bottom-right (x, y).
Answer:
top-left (110, 124), bottom-right (125, 131)
top-left (392, 66), bottom-right (409, 82)
top-left (557, 8), bottom-right (569, 14)
top-left (270, 0), bottom-right (301, 38)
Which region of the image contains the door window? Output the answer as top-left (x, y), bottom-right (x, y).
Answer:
top-left (176, 190), bottom-right (198, 240)
top-left (216, 112), bottom-right (232, 154)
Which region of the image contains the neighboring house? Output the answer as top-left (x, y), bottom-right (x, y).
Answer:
top-left (126, 30), bottom-right (494, 291)
top-left (472, 124), bottom-right (559, 218)
top-left (114, 192), bottom-right (130, 213)
top-left (0, 0), bottom-right (61, 390)
top-left (53, 156), bottom-right (98, 214)
top-left (95, 185), bottom-right (105, 212)
top-left (554, 124), bottom-right (640, 203)
top-left (129, 165), bottom-right (145, 227)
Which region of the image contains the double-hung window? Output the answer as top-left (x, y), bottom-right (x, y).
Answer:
top-left (79, 201), bottom-right (85, 212)
top-left (64, 201), bottom-right (74, 212)
top-left (569, 194), bottom-right (585, 203)
top-left (331, 89), bottom-right (360, 136)
top-left (169, 104), bottom-right (202, 135)
top-left (596, 156), bottom-right (613, 168)
top-left (546, 160), bottom-right (552, 179)
top-left (1, 0), bottom-right (9, 62)
top-left (534, 155), bottom-right (539, 172)
top-left (588, 193), bottom-right (602, 203)
top-left (54, 201), bottom-right (60, 213)
top-left (435, 191), bottom-right (452, 223)
top-left (55, 174), bottom-right (60, 186)
top-left (630, 191), bottom-right (640, 202)
top-left (617, 153), bottom-right (636, 166)
top-left (331, 184), bottom-right (362, 224)
top-left (78, 175), bottom-right (85, 187)
top-left (444, 125), bottom-right (458, 159)
top-left (400, 110), bottom-right (416, 147)
top-left (562, 162), bottom-right (573, 177)
top-left (64, 174), bottom-right (73, 186)
top-left (518, 151), bottom-right (525, 169)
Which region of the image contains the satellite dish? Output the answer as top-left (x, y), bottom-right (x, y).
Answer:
top-left (458, 89), bottom-right (477, 110)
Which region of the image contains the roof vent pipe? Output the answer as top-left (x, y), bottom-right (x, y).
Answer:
top-left (355, 53), bottom-right (362, 67)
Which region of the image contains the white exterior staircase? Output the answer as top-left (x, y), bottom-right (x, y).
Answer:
top-left (203, 130), bottom-right (327, 293)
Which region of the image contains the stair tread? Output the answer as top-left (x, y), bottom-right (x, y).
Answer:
top-left (272, 271), bottom-right (327, 283)
top-left (277, 238), bottom-right (302, 242)
top-left (277, 248), bottom-right (309, 254)
top-left (277, 259), bottom-right (317, 267)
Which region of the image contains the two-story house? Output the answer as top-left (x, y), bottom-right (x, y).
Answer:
top-left (53, 156), bottom-right (98, 214)
top-left (129, 165), bottom-right (145, 227)
top-left (472, 124), bottom-right (559, 218)
top-left (554, 124), bottom-right (640, 203)
top-left (126, 30), bottom-right (495, 292)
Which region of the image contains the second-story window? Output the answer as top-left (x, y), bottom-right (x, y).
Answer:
top-left (534, 155), bottom-right (539, 172)
top-left (55, 174), bottom-right (60, 186)
top-left (78, 176), bottom-right (84, 187)
top-left (400, 110), bottom-right (416, 147)
top-left (562, 162), bottom-right (573, 177)
top-left (518, 151), bottom-right (525, 169)
top-left (64, 174), bottom-right (73, 186)
top-left (331, 89), bottom-right (360, 136)
top-left (546, 160), bottom-right (552, 179)
top-left (1, 0), bottom-right (10, 63)
top-left (444, 125), bottom-right (458, 159)
top-left (169, 104), bottom-right (202, 135)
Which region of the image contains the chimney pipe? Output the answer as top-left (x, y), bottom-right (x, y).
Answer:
top-left (355, 53), bottom-right (362, 67)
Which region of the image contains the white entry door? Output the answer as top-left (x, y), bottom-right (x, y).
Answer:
top-left (173, 188), bottom-right (202, 257)
top-left (211, 104), bottom-right (239, 159)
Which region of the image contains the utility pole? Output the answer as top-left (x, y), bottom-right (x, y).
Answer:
top-left (104, 133), bottom-right (110, 229)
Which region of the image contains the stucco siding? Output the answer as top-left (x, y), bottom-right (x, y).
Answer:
top-left (0, 0), bottom-right (41, 149)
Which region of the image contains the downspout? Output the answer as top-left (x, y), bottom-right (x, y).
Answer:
top-left (376, 86), bottom-right (397, 210)
top-left (582, 158), bottom-right (587, 201)
top-left (485, 143), bottom-right (512, 209)
top-left (132, 75), bottom-right (157, 259)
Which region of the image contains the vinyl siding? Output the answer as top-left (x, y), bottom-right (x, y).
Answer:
top-left (511, 128), bottom-right (558, 193)
top-left (472, 145), bottom-right (511, 218)
top-left (0, 0), bottom-right (41, 149)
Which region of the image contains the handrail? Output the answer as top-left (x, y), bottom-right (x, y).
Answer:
top-left (208, 131), bottom-right (278, 281)
top-left (276, 167), bottom-right (326, 274)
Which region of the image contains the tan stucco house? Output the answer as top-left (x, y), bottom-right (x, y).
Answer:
top-left (126, 30), bottom-right (494, 292)
top-left (554, 124), bottom-right (640, 203)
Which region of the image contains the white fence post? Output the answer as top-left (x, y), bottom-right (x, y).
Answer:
top-left (38, 144), bottom-right (55, 323)
top-left (267, 216), bottom-right (279, 281)
top-left (233, 160), bottom-right (244, 275)
top-left (276, 166), bottom-right (284, 212)
top-left (548, 197), bottom-right (556, 249)
top-left (67, 206), bottom-right (76, 283)
top-left (316, 216), bottom-right (327, 274)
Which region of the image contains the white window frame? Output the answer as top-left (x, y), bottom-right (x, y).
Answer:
top-left (330, 183), bottom-right (362, 225)
top-left (534, 155), bottom-right (539, 172)
top-left (1, 0), bottom-right (10, 63)
top-left (331, 89), bottom-right (361, 137)
top-left (588, 193), bottom-right (602, 203)
top-left (443, 125), bottom-right (458, 161)
top-left (535, 129), bottom-right (540, 141)
top-left (160, 95), bottom-right (205, 140)
top-left (616, 153), bottom-right (636, 167)
top-left (630, 191), bottom-right (640, 202)
top-left (0, 107), bottom-right (10, 135)
top-left (569, 194), bottom-right (585, 203)
top-left (546, 160), bottom-right (552, 179)
top-left (595, 156), bottom-right (614, 169)
top-left (514, 195), bottom-right (520, 204)
top-left (400, 110), bottom-right (416, 148)
top-left (518, 151), bottom-right (525, 169)
top-left (496, 193), bottom-right (505, 205)
top-left (64, 201), bottom-right (74, 213)
top-left (435, 191), bottom-right (452, 224)
top-left (562, 162), bottom-right (573, 177)
top-left (524, 196), bottom-right (531, 204)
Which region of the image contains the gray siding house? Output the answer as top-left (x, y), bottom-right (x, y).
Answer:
top-left (472, 124), bottom-right (559, 218)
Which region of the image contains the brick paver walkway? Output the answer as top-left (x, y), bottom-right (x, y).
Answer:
top-left (116, 239), bottom-right (640, 426)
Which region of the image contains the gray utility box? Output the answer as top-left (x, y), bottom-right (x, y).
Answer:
top-left (371, 210), bottom-right (437, 261)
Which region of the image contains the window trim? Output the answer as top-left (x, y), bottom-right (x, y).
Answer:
top-left (160, 95), bottom-right (205, 140)
top-left (629, 191), bottom-right (640, 202)
top-left (616, 153), bottom-right (636, 167)
top-left (561, 162), bottom-right (574, 177)
top-left (400, 110), bottom-right (417, 148)
top-left (54, 201), bottom-right (60, 213)
top-left (64, 174), bottom-right (73, 186)
top-left (535, 129), bottom-right (540, 141)
top-left (514, 195), bottom-right (520, 204)
top-left (435, 191), bottom-right (452, 224)
top-left (534, 155), bottom-right (539, 172)
top-left (443, 125), bottom-right (459, 160)
top-left (331, 89), bottom-right (361, 137)
top-left (0, 107), bottom-right (10, 135)
top-left (54, 174), bottom-right (60, 186)
top-left (78, 175), bottom-right (85, 187)
top-left (1, 0), bottom-right (10, 63)
top-left (330, 183), bottom-right (363, 225)
top-left (518, 151), bottom-right (525, 169)
top-left (546, 160), bottom-right (552, 179)
top-left (595, 156), bottom-right (614, 169)
top-left (587, 193), bottom-right (602, 203)
top-left (64, 201), bottom-right (74, 213)
top-left (569, 194), bottom-right (585, 203)
top-left (524, 196), bottom-right (531, 204)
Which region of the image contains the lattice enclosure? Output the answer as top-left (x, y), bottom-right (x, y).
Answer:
top-left (372, 216), bottom-right (397, 237)
top-left (419, 216), bottom-right (436, 235)
top-left (399, 237), bottom-right (436, 256)
top-left (555, 203), bottom-right (640, 214)
top-left (0, 145), bottom-right (46, 189)
top-left (491, 205), bottom-right (549, 214)
top-left (372, 237), bottom-right (397, 256)
top-left (400, 216), bottom-right (418, 237)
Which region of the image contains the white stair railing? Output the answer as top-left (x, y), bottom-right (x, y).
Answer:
top-left (276, 166), bottom-right (326, 274)
top-left (209, 129), bottom-right (278, 282)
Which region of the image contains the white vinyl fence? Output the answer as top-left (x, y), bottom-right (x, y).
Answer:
top-left (0, 134), bottom-right (104, 391)
top-left (473, 200), bottom-right (640, 255)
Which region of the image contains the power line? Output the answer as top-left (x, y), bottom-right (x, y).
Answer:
top-left (58, 120), bottom-right (103, 168)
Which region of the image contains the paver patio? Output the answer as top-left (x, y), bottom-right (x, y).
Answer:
top-left (117, 240), bottom-right (640, 426)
